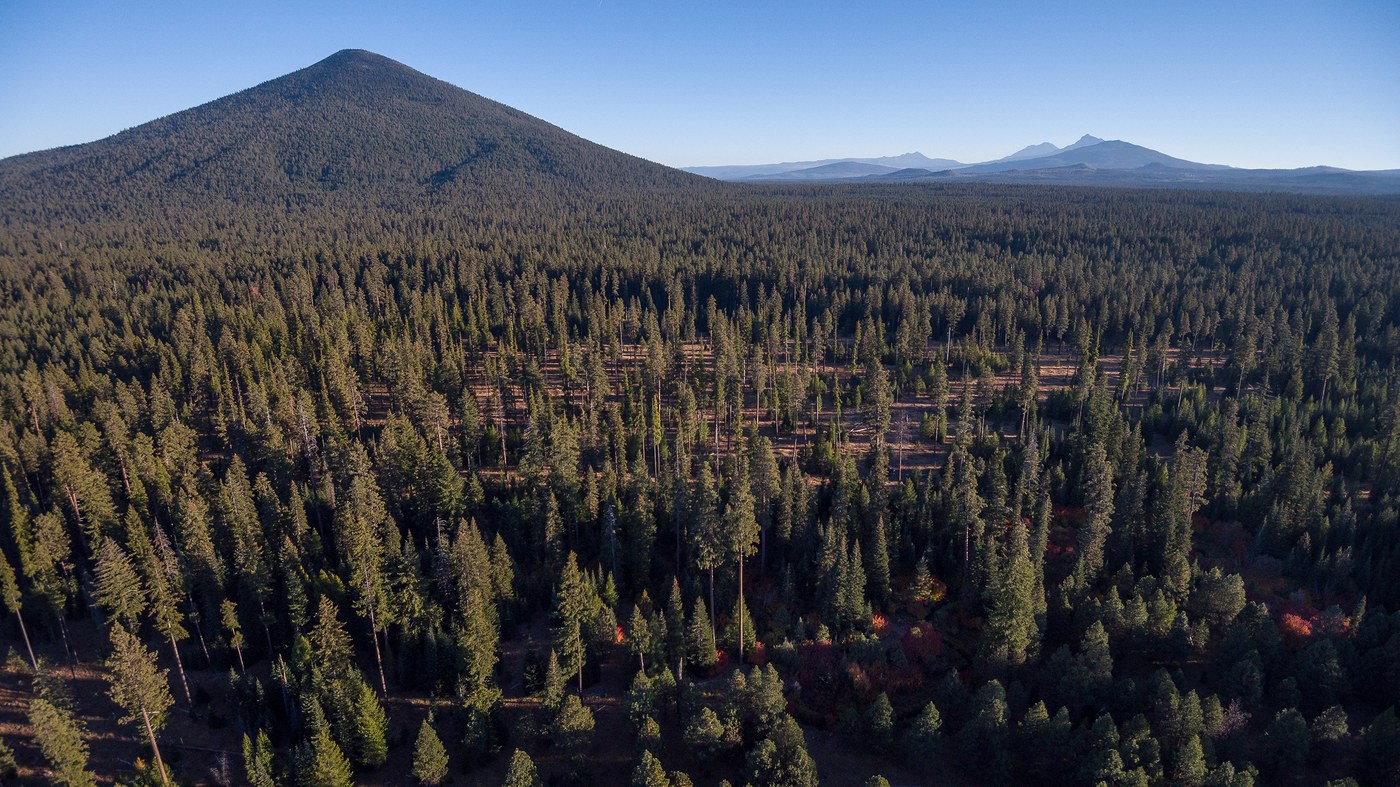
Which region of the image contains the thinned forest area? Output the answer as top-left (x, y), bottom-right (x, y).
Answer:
top-left (1, 182), bottom-right (1400, 786)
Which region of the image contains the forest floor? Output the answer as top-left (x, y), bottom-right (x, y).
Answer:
top-left (444, 340), bottom-right (1222, 483)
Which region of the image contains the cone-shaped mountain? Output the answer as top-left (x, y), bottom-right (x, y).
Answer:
top-left (0, 49), bottom-right (700, 221)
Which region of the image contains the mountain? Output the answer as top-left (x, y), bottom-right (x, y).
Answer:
top-left (0, 49), bottom-right (701, 226)
top-left (749, 161), bottom-right (901, 181)
top-left (999, 142), bottom-right (1061, 162)
top-left (685, 152), bottom-right (960, 180)
top-left (1060, 134), bottom-right (1104, 152)
top-left (843, 136), bottom-right (1400, 194)
top-left (998, 135), bottom-right (1104, 162)
top-left (958, 139), bottom-right (1222, 174)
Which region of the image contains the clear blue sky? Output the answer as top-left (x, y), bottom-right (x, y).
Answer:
top-left (2, 0), bottom-right (1397, 169)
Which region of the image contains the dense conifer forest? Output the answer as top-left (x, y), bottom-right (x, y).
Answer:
top-left (2, 50), bottom-right (1400, 786)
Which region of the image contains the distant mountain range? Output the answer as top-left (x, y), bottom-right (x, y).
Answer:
top-left (684, 136), bottom-right (1400, 195)
top-left (685, 152), bottom-right (962, 181)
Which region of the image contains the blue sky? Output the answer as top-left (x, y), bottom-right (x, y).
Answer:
top-left (1, 0), bottom-right (1397, 169)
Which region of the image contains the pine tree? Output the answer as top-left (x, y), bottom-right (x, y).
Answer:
top-left (309, 595), bottom-right (354, 678)
top-left (0, 734), bottom-right (16, 781)
top-left (956, 680), bottom-right (1010, 783)
top-left (867, 692), bottom-right (894, 749)
top-left (865, 514), bottom-right (891, 607)
top-left (132, 514), bottom-right (194, 706)
top-left (552, 693), bottom-right (596, 752)
top-left (981, 509), bottom-right (1037, 669)
top-left (664, 578), bottom-right (686, 673)
top-left (724, 461), bottom-right (760, 659)
top-left (243, 729), bottom-right (276, 787)
top-left (301, 724), bottom-right (355, 787)
top-left (554, 551), bottom-right (592, 692)
top-left (348, 675), bottom-right (388, 767)
top-left (1161, 434), bottom-right (1208, 599)
top-left (0, 548), bottom-right (36, 669)
top-left (744, 715), bottom-right (819, 787)
top-left (689, 463), bottom-right (722, 640)
top-left (632, 749), bottom-right (673, 787)
top-left (628, 601), bottom-right (653, 672)
top-left (412, 718), bottom-right (449, 785)
top-left (105, 623), bottom-right (174, 785)
top-left (903, 701), bottom-right (942, 761)
top-left (337, 444), bottom-right (392, 694)
top-left (1262, 707), bottom-right (1309, 774)
top-left (1359, 707), bottom-right (1400, 786)
top-left (222, 598), bottom-right (247, 671)
top-left (1069, 441), bottom-right (1114, 594)
top-left (685, 705), bottom-right (727, 761)
top-left (724, 595), bottom-right (756, 656)
top-left (458, 589), bottom-right (500, 702)
top-left (29, 697), bottom-right (95, 787)
top-left (1080, 713), bottom-right (1125, 785)
top-left (503, 748), bottom-right (542, 787)
top-left (688, 595), bottom-right (718, 670)
top-left (94, 536), bottom-right (146, 629)
top-left (1171, 733), bottom-right (1207, 787)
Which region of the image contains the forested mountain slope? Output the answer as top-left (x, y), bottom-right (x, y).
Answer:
top-left (0, 49), bottom-right (704, 234)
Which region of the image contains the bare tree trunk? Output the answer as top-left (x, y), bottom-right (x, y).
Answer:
top-left (186, 592), bottom-right (212, 667)
top-left (708, 567), bottom-right (716, 643)
top-left (364, 580), bottom-right (388, 696)
top-left (141, 707), bottom-right (170, 785)
top-left (170, 635), bottom-right (193, 709)
top-left (737, 553), bottom-right (746, 662)
top-left (14, 609), bottom-right (37, 671)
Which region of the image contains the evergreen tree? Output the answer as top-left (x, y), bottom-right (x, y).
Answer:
top-left (458, 587), bottom-right (500, 702)
top-left (628, 601), bottom-right (653, 672)
top-left (744, 715), bottom-right (819, 787)
top-left (689, 463), bottom-right (723, 640)
top-left (981, 508), bottom-right (1038, 669)
top-left (553, 551), bottom-right (592, 692)
top-left (94, 536), bottom-right (146, 629)
top-left (725, 594), bottom-right (757, 655)
top-left (1262, 708), bottom-right (1309, 775)
top-left (347, 676), bottom-right (388, 768)
top-left (105, 623), bottom-right (174, 785)
top-left (1171, 734), bottom-right (1207, 787)
top-left (956, 680), bottom-right (1010, 784)
top-left (0, 547), bottom-right (36, 669)
top-left (684, 706), bottom-right (727, 761)
top-left (865, 514), bottom-right (891, 606)
top-left (552, 694), bottom-right (596, 752)
top-left (301, 724), bottom-right (355, 787)
top-left (867, 692), bottom-right (894, 749)
top-left (1161, 434), bottom-right (1208, 599)
top-left (503, 748), bottom-right (542, 787)
top-left (0, 734), bottom-right (16, 781)
top-left (724, 461), bottom-right (760, 659)
top-left (412, 718), bottom-right (449, 785)
top-left (1069, 441), bottom-right (1114, 594)
top-left (903, 700), bottom-right (943, 761)
top-left (28, 697), bottom-right (95, 787)
top-left (632, 749), bottom-right (673, 787)
top-left (243, 729), bottom-right (277, 787)
top-left (687, 595), bottom-right (717, 670)
top-left (1359, 707), bottom-right (1400, 786)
